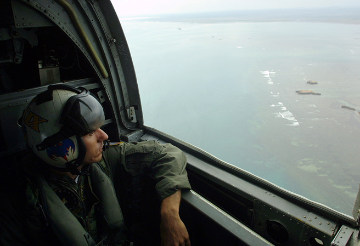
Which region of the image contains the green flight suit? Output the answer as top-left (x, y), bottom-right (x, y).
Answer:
top-left (0, 140), bottom-right (191, 246)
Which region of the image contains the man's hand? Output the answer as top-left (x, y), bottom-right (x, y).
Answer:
top-left (160, 190), bottom-right (191, 246)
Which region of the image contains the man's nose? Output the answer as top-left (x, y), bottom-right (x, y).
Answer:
top-left (97, 128), bottom-right (109, 141)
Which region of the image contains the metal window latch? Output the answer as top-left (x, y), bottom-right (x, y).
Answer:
top-left (127, 107), bottom-right (137, 123)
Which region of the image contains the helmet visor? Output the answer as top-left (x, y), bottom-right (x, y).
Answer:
top-left (62, 92), bottom-right (105, 135)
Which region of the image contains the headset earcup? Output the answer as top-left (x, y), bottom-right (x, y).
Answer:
top-left (76, 134), bottom-right (87, 165)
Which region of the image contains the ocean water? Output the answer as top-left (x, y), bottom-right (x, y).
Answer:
top-left (121, 19), bottom-right (360, 215)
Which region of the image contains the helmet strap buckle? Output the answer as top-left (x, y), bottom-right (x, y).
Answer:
top-left (66, 160), bottom-right (81, 175)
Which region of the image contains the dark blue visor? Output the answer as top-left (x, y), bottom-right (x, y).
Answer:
top-left (60, 88), bottom-right (105, 135)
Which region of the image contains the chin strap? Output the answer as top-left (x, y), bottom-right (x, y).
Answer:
top-left (66, 161), bottom-right (82, 175)
top-left (47, 160), bottom-right (82, 175)
top-left (68, 139), bottom-right (110, 176)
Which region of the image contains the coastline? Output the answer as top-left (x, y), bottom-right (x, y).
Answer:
top-left (122, 8), bottom-right (360, 25)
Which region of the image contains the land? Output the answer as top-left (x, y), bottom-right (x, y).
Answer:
top-left (152, 8), bottom-right (360, 24)
top-left (307, 81), bottom-right (318, 84)
top-left (341, 105), bottom-right (356, 111)
top-left (296, 90), bottom-right (321, 95)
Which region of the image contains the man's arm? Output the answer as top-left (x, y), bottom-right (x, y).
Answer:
top-left (104, 141), bottom-right (192, 200)
top-left (103, 141), bottom-right (192, 245)
top-left (160, 190), bottom-right (191, 246)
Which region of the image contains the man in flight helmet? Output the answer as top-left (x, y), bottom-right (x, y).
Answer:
top-left (22, 85), bottom-right (105, 173)
top-left (1, 84), bottom-right (191, 246)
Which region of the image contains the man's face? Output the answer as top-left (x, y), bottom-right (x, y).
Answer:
top-left (82, 128), bottom-right (108, 164)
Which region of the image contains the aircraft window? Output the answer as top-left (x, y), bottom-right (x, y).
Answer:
top-left (118, 6), bottom-right (360, 216)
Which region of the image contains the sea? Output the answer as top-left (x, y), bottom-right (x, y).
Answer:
top-left (119, 11), bottom-right (360, 216)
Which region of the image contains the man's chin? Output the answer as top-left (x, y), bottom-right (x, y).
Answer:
top-left (82, 153), bottom-right (103, 165)
top-left (92, 153), bottom-right (103, 163)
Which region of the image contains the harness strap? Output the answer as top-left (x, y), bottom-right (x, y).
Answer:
top-left (31, 162), bottom-right (124, 246)
top-left (39, 175), bottom-right (97, 246)
top-left (89, 163), bottom-right (124, 230)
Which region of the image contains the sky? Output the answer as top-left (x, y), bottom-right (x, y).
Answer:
top-left (112, 0), bottom-right (360, 17)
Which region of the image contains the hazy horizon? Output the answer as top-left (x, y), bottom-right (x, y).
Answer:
top-left (113, 0), bottom-right (360, 17)
top-left (118, 7), bottom-right (360, 25)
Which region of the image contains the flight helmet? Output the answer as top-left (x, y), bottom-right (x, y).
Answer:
top-left (22, 84), bottom-right (105, 174)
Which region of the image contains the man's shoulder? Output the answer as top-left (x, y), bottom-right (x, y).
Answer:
top-left (102, 141), bottom-right (123, 161)
top-left (103, 140), bottom-right (161, 158)
top-left (101, 140), bottom-right (166, 170)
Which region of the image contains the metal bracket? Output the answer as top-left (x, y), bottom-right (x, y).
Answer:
top-left (352, 185), bottom-right (360, 225)
top-left (96, 90), bottom-right (106, 103)
top-left (121, 129), bottom-right (144, 142)
top-left (8, 38), bottom-right (24, 64)
top-left (0, 27), bottom-right (38, 64)
top-left (331, 225), bottom-right (354, 246)
top-left (127, 106), bottom-right (137, 123)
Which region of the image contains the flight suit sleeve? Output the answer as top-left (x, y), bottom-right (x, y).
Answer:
top-left (102, 140), bottom-right (191, 201)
